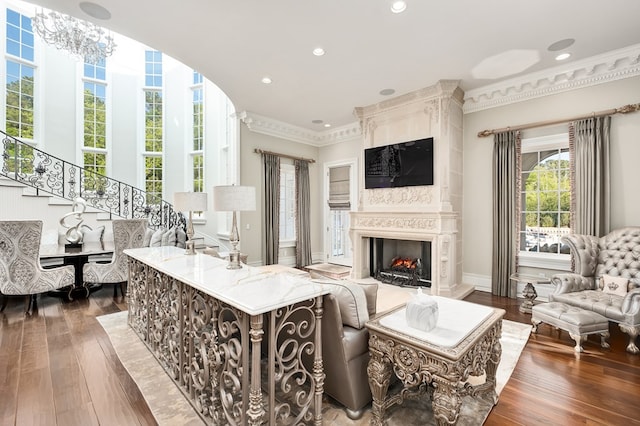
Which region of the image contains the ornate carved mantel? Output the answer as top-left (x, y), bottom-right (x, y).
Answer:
top-left (350, 80), bottom-right (473, 299)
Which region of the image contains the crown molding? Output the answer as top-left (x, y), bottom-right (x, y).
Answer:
top-left (236, 111), bottom-right (361, 147)
top-left (463, 43), bottom-right (640, 114)
top-left (238, 45), bottom-right (640, 142)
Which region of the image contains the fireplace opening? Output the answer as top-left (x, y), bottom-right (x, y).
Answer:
top-left (369, 238), bottom-right (431, 287)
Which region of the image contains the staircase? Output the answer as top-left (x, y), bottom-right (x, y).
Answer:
top-left (1, 130), bottom-right (185, 231)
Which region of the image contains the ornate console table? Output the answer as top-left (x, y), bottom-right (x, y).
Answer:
top-left (366, 297), bottom-right (505, 425)
top-left (124, 246), bottom-right (329, 425)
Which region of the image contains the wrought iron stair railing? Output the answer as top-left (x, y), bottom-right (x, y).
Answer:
top-left (1, 130), bottom-right (185, 230)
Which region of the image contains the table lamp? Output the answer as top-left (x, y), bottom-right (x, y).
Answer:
top-left (174, 191), bottom-right (208, 255)
top-left (213, 185), bottom-right (256, 269)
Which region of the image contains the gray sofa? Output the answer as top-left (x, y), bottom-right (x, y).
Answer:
top-left (550, 227), bottom-right (640, 353)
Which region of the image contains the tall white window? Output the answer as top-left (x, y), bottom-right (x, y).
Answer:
top-left (4, 8), bottom-right (35, 174)
top-left (82, 58), bottom-right (107, 191)
top-left (279, 164), bottom-right (296, 244)
top-left (328, 165), bottom-right (351, 263)
top-left (520, 134), bottom-right (571, 256)
top-left (191, 71), bottom-right (204, 192)
top-left (143, 50), bottom-right (163, 205)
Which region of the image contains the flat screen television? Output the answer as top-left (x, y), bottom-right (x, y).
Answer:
top-left (364, 137), bottom-right (434, 189)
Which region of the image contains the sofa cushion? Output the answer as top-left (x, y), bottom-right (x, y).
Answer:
top-left (314, 278), bottom-right (369, 329)
top-left (357, 281), bottom-right (378, 316)
top-left (550, 290), bottom-right (625, 322)
top-left (342, 324), bottom-right (370, 362)
top-left (601, 274), bottom-right (629, 297)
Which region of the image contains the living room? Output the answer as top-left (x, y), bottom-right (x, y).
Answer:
top-left (1, 0), bottom-right (640, 425)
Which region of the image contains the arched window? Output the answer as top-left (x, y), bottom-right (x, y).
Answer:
top-left (519, 134), bottom-right (571, 257)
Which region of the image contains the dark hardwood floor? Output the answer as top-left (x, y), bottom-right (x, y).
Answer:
top-left (1, 288), bottom-right (639, 425)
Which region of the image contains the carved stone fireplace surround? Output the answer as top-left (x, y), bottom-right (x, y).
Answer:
top-left (350, 80), bottom-right (474, 300)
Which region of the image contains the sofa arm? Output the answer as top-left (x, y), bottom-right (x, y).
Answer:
top-left (622, 288), bottom-right (640, 319)
top-left (550, 273), bottom-right (596, 295)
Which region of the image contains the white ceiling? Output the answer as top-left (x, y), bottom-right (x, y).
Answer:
top-left (26, 0), bottom-right (640, 133)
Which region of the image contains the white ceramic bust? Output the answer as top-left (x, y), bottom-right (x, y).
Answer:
top-left (405, 287), bottom-right (438, 332)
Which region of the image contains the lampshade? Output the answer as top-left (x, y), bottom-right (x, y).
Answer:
top-left (213, 186), bottom-right (256, 212)
top-left (174, 192), bottom-right (208, 212)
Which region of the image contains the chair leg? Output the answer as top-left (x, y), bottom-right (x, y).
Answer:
top-left (25, 294), bottom-right (37, 315)
top-left (0, 294), bottom-right (8, 312)
top-left (113, 284), bottom-right (118, 298)
top-left (119, 282), bottom-right (126, 298)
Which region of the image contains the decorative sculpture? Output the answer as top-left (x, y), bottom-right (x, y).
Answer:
top-left (59, 197), bottom-right (88, 244)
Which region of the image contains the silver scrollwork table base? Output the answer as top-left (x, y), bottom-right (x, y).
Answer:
top-left (366, 303), bottom-right (505, 425)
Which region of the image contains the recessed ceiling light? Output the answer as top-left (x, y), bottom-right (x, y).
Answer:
top-left (380, 88), bottom-right (396, 96)
top-left (311, 119), bottom-right (323, 124)
top-left (547, 38), bottom-right (575, 52)
top-left (79, 2), bottom-right (112, 20)
top-left (312, 47), bottom-right (325, 56)
top-left (261, 76), bottom-right (272, 84)
top-left (324, 123), bottom-right (331, 128)
top-left (555, 52), bottom-right (571, 61)
top-left (390, 1), bottom-right (407, 14)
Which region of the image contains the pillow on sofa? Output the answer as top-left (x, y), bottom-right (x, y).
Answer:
top-left (143, 228), bottom-right (154, 247)
top-left (313, 278), bottom-right (369, 329)
top-left (161, 226), bottom-right (177, 246)
top-left (150, 228), bottom-right (164, 247)
top-left (176, 228), bottom-right (187, 248)
top-left (601, 274), bottom-right (629, 297)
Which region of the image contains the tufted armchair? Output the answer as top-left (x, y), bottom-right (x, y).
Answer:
top-left (83, 219), bottom-right (147, 297)
top-left (0, 220), bottom-right (75, 314)
top-left (550, 227), bottom-right (640, 353)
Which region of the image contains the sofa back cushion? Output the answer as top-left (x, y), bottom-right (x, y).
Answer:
top-left (597, 227), bottom-right (640, 290)
top-left (313, 278), bottom-right (369, 329)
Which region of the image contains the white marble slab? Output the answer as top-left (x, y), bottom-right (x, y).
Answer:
top-left (379, 296), bottom-right (494, 348)
top-left (124, 246), bottom-right (329, 316)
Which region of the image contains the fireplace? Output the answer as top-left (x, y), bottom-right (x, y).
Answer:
top-left (371, 238), bottom-right (431, 287)
top-left (350, 80), bottom-right (474, 299)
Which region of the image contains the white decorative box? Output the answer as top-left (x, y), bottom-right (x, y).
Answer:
top-left (405, 287), bottom-right (438, 332)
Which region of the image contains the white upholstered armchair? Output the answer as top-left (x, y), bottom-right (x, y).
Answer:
top-left (0, 220), bottom-right (75, 314)
top-left (550, 227), bottom-right (640, 353)
top-left (83, 219), bottom-right (147, 297)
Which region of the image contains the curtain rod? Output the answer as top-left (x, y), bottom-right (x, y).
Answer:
top-left (477, 103), bottom-right (640, 138)
top-left (254, 148), bottom-right (316, 163)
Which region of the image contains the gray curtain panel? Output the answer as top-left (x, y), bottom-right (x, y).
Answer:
top-left (295, 160), bottom-right (312, 268)
top-left (492, 131), bottom-right (521, 298)
top-left (263, 153), bottom-right (280, 265)
top-left (569, 116), bottom-right (611, 237)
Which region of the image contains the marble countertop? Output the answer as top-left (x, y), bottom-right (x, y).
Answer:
top-left (124, 246), bottom-right (329, 316)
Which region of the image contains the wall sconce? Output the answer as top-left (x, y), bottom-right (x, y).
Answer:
top-left (213, 185), bottom-right (256, 269)
top-left (174, 191), bottom-right (208, 255)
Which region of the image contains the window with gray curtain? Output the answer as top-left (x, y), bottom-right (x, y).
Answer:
top-left (492, 131), bottom-right (521, 297)
top-left (262, 153), bottom-right (280, 265)
top-left (569, 116), bottom-right (611, 237)
top-left (295, 159), bottom-right (312, 268)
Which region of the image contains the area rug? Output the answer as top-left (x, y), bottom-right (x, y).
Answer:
top-left (98, 311), bottom-right (531, 425)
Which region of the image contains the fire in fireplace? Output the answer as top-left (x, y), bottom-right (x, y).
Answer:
top-left (370, 238), bottom-right (431, 288)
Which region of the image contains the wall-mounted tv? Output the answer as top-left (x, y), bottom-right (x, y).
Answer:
top-left (364, 137), bottom-right (434, 189)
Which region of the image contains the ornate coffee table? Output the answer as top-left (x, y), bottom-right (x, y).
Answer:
top-left (366, 297), bottom-right (505, 425)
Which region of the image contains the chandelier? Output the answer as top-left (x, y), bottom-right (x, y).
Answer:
top-left (31, 9), bottom-right (116, 64)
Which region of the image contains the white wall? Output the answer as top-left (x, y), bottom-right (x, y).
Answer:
top-left (462, 75), bottom-right (640, 292)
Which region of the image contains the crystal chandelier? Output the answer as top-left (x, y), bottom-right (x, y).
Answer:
top-left (31, 9), bottom-right (116, 64)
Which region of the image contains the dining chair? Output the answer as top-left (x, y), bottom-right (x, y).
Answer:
top-left (0, 220), bottom-right (75, 314)
top-left (83, 219), bottom-right (147, 297)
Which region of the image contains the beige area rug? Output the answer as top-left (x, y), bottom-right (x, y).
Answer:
top-left (98, 311), bottom-right (531, 425)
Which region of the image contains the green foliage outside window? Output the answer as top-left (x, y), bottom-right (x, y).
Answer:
top-left (523, 157), bottom-right (570, 228)
top-left (5, 70), bottom-right (34, 139)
